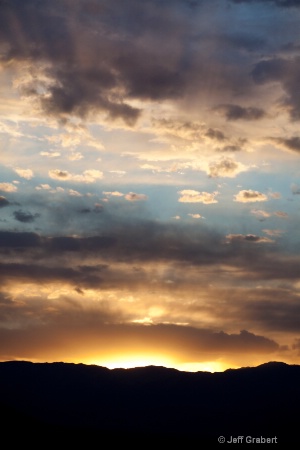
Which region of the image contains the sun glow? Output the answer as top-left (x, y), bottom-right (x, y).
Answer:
top-left (87, 353), bottom-right (229, 372)
top-left (90, 353), bottom-right (176, 370)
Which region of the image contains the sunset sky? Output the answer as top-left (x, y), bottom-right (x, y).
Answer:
top-left (1, 0), bottom-right (300, 372)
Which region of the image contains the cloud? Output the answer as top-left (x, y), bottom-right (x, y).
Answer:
top-left (69, 152), bottom-right (83, 161)
top-left (219, 145), bottom-right (242, 153)
top-left (47, 126), bottom-right (104, 151)
top-left (35, 184), bottom-right (51, 191)
top-left (215, 104), bottom-right (266, 121)
top-left (13, 210), bottom-right (41, 223)
top-left (274, 211), bottom-right (289, 218)
top-left (272, 136), bottom-right (300, 154)
top-left (234, 190), bottom-right (268, 203)
top-left (208, 157), bottom-right (248, 178)
top-left (251, 209), bottom-right (272, 219)
top-left (291, 183), bottom-right (300, 194)
top-left (68, 189), bottom-right (82, 197)
top-left (49, 169), bottom-right (103, 183)
top-left (0, 196), bottom-right (9, 208)
top-left (124, 192), bottom-right (148, 202)
top-left (252, 56), bottom-right (300, 121)
top-left (0, 231), bottom-right (41, 248)
top-left (226, 234), bottom-right (274, 244)
top-left (40, 151), bottom-right (61, 158)
top-left (230, 0), bottom-right (300, 7)
top-left (14, 168), bottom-right (34, 180)
top-left (292, 339), bottom-right (300, 354)
top-left (251, 209), bottom-right (289, 221)
top-left (262, 229), bottom-right (284, 237)
top-left (0, 183), bottom-right (18, 192)
top-left (0, 0), bottom-right (275, 129)
top-left (178, 190), bottom-right (219, 204)
top-left (151, 118), bottom-right (205, 141)
top-left (0, 316), bottom-right (279, 361)
top-left (268, 192), bottom-right (281, 199)
top-left (205, 128), bottom-right (226, 141)
top-left (103, 191), bottom-right (124, 197)
top-left (188, 214), bottom-right (202, 219)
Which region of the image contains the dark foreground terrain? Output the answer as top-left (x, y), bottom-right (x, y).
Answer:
top-left (0, 361), bottom-right (299, 446)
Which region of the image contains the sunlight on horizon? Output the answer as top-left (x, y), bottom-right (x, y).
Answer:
top-left (88, 355), bottom-right (229, 372)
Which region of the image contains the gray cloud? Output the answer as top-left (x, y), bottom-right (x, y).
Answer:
top-left (13, 210), bottom-right (41, 223)
top-left (252, 57), bottom-right (300, 121)
top-left (273, 136), bottom-right (300, 154)
top-left (0, 0), bottom-right (199, 124)
top-left (205, 128), bottom-right (226, 141)
top-left (0, 0), bottom-right (283, 127)
top-left (0, 306), bottom-right (279, 361)
top-left (225, 234), bottom-right (274, 244)
top-left (215, 104), bottom-right (266, 121)
top-left (0, 196), bottom-right (9, 208)
top-left (0, 231), bottom-right (41, 247)
top-left (0, 215), bottom-right (299, 292)
top-left (291, 183), bottom-right (300, 194)
top-left (230, 0), bottom-right (300, 7)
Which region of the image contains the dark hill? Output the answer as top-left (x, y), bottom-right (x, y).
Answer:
top-left (0, 361), bottom-right (299, 446)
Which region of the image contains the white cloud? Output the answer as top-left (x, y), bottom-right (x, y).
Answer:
top-left (251, 209), bottom-right (271, 218)
top-left (103, 191), bottom-right (124, 197)
top-left (178, 190), bottom-right (219, 204)
top-left (35, 184), bottom-right (51, 190)
top-left (263, 229), bottom-right (284, 237)
top-left (188, 214), bottom-right (202, 219)
top-left (69, 152), bottom-right (84, 161)
top-left (0, 182), bottom-right (18, 192)
top-left (40, 151), bottom-right (61, 158)
top-left (14, 168), bottom-right (34, 180)
top-left (49, 169), bottom-right (103, 183)
top-left (234, 190), bottom-right (268, 203)
top-left (69, 189), bottom-right (82, 197)
top-left (124, 192), bottom-right (148, 201)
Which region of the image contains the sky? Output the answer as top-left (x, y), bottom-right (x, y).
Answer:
top-left (1, 0), bottom-right (300, 372)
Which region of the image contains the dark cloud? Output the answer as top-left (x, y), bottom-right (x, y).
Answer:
top-left (220, 145), bottom-right (241, 152)
top-left (0, 0), bottom-right (279, 125)
top-left (281, 42), bottom-right (300, 53)
top-left (0, 217), bottom-right (299, 295)
top-left (209, 286), bottom-right (300, 333)
top-left (292, 338), bottom-right (300, 354)
top-left (0, 316), bottom-right (279, 361)
top-left (252, 57), bottom-right (300, 121)
top-left (273, 136), bottom-right (300, 153)
top-left (230, 0), bottom-right (300, 7)
top-left (221, 32), bottom-right (267, 53)
top-left (215, 104), bottom-right (266, 121)
top-left (0, 262), bottom-right (105, 288)
top-left (0, 231), bottom-right (41, 247)
top-left (0, 0), bottom-right (198, 124)
top-left (205, 128), bottom-right (226, 141)
top-left (243, 296), bottom-right (300, 333)
top-left (226, 234), bottom-right (273, 243)
top-left (0, 196), bottom-right (9, 208)
top-left (13, 209), bottom-right (40, 223)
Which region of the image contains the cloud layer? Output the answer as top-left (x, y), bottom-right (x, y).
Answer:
top-left (0, 0), bottom-right (299, 370)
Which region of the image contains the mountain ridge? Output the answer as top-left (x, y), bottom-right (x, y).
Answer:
top-left (0, 360), bottom-right (299, 445)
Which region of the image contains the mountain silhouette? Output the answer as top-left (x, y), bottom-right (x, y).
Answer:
top-left (0, 361), bottom-right (299, 446)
